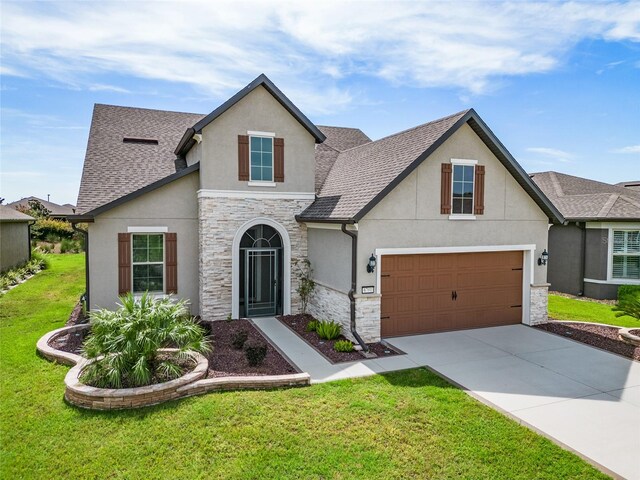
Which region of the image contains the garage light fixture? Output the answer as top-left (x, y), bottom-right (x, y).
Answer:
top-left (538, 249), bottom-right (549, 266)
top-left (367, 254), bottom-right (377, 273)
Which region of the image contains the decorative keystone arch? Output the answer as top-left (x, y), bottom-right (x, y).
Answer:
top-left (232, 217), bottom-right (292, 319)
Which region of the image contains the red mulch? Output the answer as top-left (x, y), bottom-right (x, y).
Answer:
top-left (65, 301), bottom-right (89, 326)
top-left (201, 319), bottom-right (298, 377)
top-left (278, 314), bottom-right (402, 364)
top-left (535, 322), bottom-right (640, 361)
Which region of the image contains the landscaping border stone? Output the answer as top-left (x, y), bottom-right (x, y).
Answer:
top-left (619, 328), bottom-right (640, 347)
top-left (37, 324), bottom-right (311, 410)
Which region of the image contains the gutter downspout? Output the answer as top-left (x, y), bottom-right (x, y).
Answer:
top-left (72, 223), bottom-right (90, 311)
top-left (27, 220), bottom-right (35, 261)
top-left (341, 223), bottom-right (369, 352)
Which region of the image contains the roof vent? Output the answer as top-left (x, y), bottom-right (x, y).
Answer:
top-left (123, 137), bottom-right (158, 145)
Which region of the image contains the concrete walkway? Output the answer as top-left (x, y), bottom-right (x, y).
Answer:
top-left (253, 318), bottom-right (640, 479)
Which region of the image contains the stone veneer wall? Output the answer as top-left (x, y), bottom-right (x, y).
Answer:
top-left (529, 283), bottom-right (550, 325)
top-left (199, 196), bottom-right (312, 320)
top-left (308, 282), bottom-right (381, 343)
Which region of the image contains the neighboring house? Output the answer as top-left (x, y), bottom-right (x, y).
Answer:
top-left (0, 205), bottom-right (34, 272)
top-left (70, 74), bottom-right (563, 345)
top-left (531, 172), bottom-right (640, 299)
top-left (8, 196), bottom-right (76, 218)
top-left (616, 180), bottom-right (640, 192)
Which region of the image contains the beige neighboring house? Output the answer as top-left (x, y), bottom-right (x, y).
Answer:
top-left (70, 74), bottom-right (563, 347)
top-left (7, 196), bottom-right (76, 219)
top-left (0, 205), bottom-right (34, 272)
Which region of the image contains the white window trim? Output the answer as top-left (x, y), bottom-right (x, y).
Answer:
top-left (127, 226), bottom-right (168, 233)
top-left (607, 227), bottom-right (640, 282)
top-left (247, 130), bottom-right (275, 137)
top-left (131, 233), bottom-right (165, 295)
top-left (247, 181), bottom-right (277, 188)
top-left (373, 244), bottom-right (536, 325)
top-left (231, 217), bottom-right (292, 319)
top-left (450, 159), bottom-right (476, 217)
top-left (249, 134), bottom-right (275, 183)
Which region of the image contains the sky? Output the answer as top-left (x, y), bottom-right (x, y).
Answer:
top-left (1, 0), bottom-right (639, 206)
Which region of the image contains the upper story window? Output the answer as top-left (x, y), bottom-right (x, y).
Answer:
top-left (250, 136), bottom-right (273, 182)
top-left (452, 163), bottom-right (475, 215)
top-left (132, 233), bottom-right (164, 293)
top-left (611, 230), bottom-right (640, 280)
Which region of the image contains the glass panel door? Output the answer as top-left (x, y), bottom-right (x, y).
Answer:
top-left (245, 248), bottom-right (278, 317)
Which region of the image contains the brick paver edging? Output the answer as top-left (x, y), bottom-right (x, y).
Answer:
top-left (37, 325), bottom-right (311, 410)
top-left (619, 328), bottom-right (640, 347)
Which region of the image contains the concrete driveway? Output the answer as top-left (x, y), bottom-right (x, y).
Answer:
top-left (386, 325), bottom-right (640, 480)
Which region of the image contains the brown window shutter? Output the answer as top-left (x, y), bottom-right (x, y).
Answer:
top-left (474, 165), bottom-right (485, 215)
top-left (440, 163), bottom-right (452, 214)
top-left (274, 137), bottom-right (284, 182)
top-left (238, 135), bottom-right (249, 181)
top-left (118, 233), bottom-right (131, 295)
top-left (165, 232), bottom-right (178, 294)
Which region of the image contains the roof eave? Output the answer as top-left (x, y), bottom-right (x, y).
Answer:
top-left (295, 215), bottom-right (356, 224)
top-left (176, 74), bottom-right (326, 158)
top-left (72, 162), bottom-right (200, 221)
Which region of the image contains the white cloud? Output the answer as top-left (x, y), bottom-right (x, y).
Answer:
top-left (527, 147), bottom-right (576, 162)
top-left (612, 145), bottom-right (640, 153)
top-left (0, 1), bottom-right (639, 113)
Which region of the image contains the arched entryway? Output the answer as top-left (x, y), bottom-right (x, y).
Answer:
top-left (232, 218), bottom-right (292, 318)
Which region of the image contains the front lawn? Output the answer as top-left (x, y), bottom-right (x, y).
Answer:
top-left (549, 294), bottom-right (639, 328)
top-left (0, 255), bottom-right (607, 479)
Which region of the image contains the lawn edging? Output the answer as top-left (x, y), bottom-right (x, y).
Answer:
top-left (619, 327), bottom-right (640, 347)
top-left (36, 324), bottom-right (311, 410)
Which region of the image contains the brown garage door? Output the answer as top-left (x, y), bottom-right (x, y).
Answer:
top-left (381, 251), bottom-right (523, 337)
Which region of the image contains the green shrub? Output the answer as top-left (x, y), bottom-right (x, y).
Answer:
top-left (613, 295), bottom-right (640, 321)
top-left (31, 218), bottom-right (74, 241)
top-left (232, 330), bottom-right (249, 350)
top-left (333, 340), bottom-right (354, 352)
top-left (618, 285), bottom-right (640, 302)
top-left (316, 320), bottom-right (342, 340)
top-left (60, 238), bottom-right (81, 253)
top-left (81, 293), bottom-right (210, 389)
top-left (245, 342), bottom-right (267, 366)
top-left (305, 320), bottom-right (319, 332)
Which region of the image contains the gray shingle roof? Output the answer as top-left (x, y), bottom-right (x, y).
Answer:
top-left (531, 171), bottom-right (640, 221)
top-left (0, 205), bottom-right (34, 222)
top-left (314, 126), bottom-right (371, 192)
top-left (76, 104), bottom-right (205, 213)
top-left (7, 197), bottom-right (75, 217)
top-left (301, 111), bottom-right (469, 220)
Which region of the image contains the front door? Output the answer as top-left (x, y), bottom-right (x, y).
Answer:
top-left (245, 248), bottom-right (278, 317)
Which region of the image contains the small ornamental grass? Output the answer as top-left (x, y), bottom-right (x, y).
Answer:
top-left (81, 293), bottom-right (210, 389)
top-left (316, 320), bottom-right (342, 340)
top-left (333, 340), bottom-right (354, 352)
top-left (305, 319), bottom-right (319, 332)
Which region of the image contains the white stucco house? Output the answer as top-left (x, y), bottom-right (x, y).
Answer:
top-left (71, 74), bottom-right (564, 348)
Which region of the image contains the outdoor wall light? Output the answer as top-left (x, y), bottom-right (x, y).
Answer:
top-left (538, 249), bottom-right (549, 266)
top-left (367, 254), bottom-right (377, 273)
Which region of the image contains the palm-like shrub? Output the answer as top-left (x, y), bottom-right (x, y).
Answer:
top-left (613, 293), bottom-right (640, 321)
top-left (316, 320), bottom-right (342, 340)
top-left (81, 293), bottom-right (210, 388)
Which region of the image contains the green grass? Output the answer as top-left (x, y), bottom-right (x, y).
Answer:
top-left (549, 294), bottom-right (639, 328)
top-left (0, 255), bottom-right (608, 479)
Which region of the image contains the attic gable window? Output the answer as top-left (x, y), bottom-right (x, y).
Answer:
top-left (123, 137), bottom-right (159, 145)
top-left (250, 136), bottom-right (274, 182)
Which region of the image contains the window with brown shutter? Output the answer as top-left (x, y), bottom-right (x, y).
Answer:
top-left (274, 137), bottom-right (284, 182)
top-left (118, 233), bottom-right (131, 295)
top-left (238, 135), bottom-right (250, 181)
top-left (474, 165), bottom-right (485, 215)
top-left (440, 163), bottom-right (452, 214)
top-left (165, 232), bottom-right (178, 294)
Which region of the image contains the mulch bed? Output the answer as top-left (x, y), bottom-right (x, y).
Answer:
top-left (49, 328), bottom-right (89, 355)
top-left (630, 329), bottom-right (640, 337)
top-left (549, 291), bottom-right (617, 305)
top-left (201, 319), bottom-right (298, 377)
top-left (278, 314), bottom-right (402, 364)
top-left (65, 301), bottom-right (89, 326)
top-left (535, 321), bottom-right (640, 361)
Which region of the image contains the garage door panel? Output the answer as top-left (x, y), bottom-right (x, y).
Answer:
top-left (381, 251), bottom-right (523, 336)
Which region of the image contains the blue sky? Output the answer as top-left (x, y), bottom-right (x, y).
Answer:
top-left (1, 1), bottom-right (639, 206)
